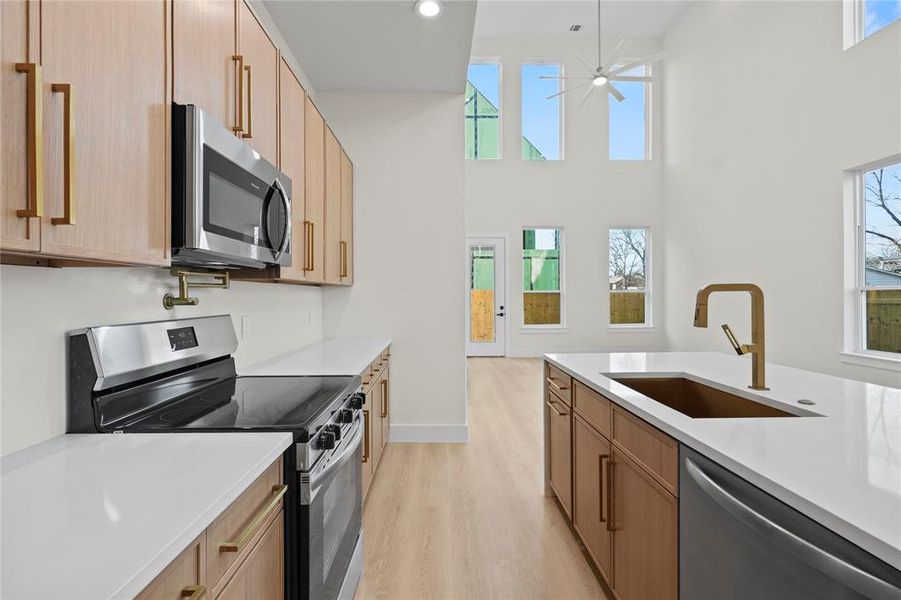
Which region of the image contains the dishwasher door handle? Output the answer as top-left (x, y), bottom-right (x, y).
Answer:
top-left (685, 458), bottom-right (901, 600)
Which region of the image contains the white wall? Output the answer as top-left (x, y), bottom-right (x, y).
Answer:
top-left (465, 37), bottom-right (668, 357)
top-left (316, 93), bottom-right (468, 441)
top-left (0, 266), bottom-right (323, 455)
top-left (662, 1), bottom-right (901, 387)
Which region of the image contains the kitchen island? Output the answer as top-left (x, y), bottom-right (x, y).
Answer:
top-left (543, 351), bottom-right (901, 597)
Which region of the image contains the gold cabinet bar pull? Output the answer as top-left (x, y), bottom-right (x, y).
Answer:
top-left (381, 378), bottom-right (388, 418)
top-left (339, 240), bottom-right (348, 277)
top-left (15, 63), bottom-right (43, 219)
top-left (180, 585), bottom-right (207, 600)
top-left (242, 64), bottom-right (253, 139)
top-left (219, 484), bottom-right (287, 553)
top-left (546, 377), bottom-right (568, 392)
top-left (362, 409), bottom-right (370, 463)
top-left (605, 459), bottom-right (615, 531)
top-left (599, 454), bottom-right (610, 523)
top-left (50, 83), bottom-right (75, 225)
top-left (302, 221), bottom-right (313, 272)
top-left (232, 55), bottom-right (245, 133)
top-left (309, 222), bottom-right (315, 272)
top-left (546, 400), bottom-right (565, 417)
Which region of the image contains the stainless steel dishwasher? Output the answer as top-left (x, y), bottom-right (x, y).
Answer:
top-left (680, 446), bottom-right (901, 599)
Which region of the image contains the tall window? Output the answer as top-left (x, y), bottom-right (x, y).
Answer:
top-left (859, 160), bottom-right (901, 355)
top-left (846, 0), bottom-right (901, 46)
top-left (609, 66), bottom-right (648, 160)
top-left (465, 62), bottom-right (501, 160)
top-left (521, 63), bottom-right (562, 160)
top-left (523, 228), bottom-right (562, 326)
top-left (609, 228), bottom-right (650, 326)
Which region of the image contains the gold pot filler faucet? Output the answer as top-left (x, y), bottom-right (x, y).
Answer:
top-left (693, 283), bottom-right (769, 391)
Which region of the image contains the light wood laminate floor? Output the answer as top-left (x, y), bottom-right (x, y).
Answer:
top-left (355, 357), bottom-right (608, 600)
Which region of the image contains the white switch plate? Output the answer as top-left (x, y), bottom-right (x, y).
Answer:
top-left (240, 315), bottom-right (251, 340)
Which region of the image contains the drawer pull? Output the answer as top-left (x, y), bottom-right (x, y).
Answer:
top-left (546, 377), bottom-right (568, 392)
top-left (219, 484), bottom-right (287, 553)
top-left (14, 63), bottom-right (43, 219)
top-left (180, 585), bottom-right (207, 600)
top-left (50, 83), bottom-right (75, 225)
top-left (546, 399), bottom-right (566, 417)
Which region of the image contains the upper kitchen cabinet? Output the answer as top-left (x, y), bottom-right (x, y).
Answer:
top-left (275, 58), bottom-right (307, 283)
top-left (172, 0), bottom-right (237, 132)
top-left (339, 150), bottom-right (354, 284)
top-left (324, 127), bottom-right (342, 285)
top-left (303, 96), bottom-right (326, 284)
top-left (236, 1), bottom-right (278, 166)
top-left (2, 0), bottom-right (168, 266)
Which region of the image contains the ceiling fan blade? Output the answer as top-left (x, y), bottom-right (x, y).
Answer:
top-left (578, 85), bottom-right (596, 107)
top-left (607, 82), bottom-right (626, 102)
top-left (571, 51), bottom-right (598, 75)
top-left (546, 81), bottom-right (592, 100)
top-left (539, 75), bottom-right (594, 80)
top-left (609, 51), bottom-right (668, 76)
top-left (605, 39), bottom-right (631, 71)
top-left (609, 75), bottom-right (660, 82)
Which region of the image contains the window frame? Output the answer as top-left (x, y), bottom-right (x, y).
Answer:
top-left (841, 155), bottom-right (901, 369)
top-left (521, 226), bottom-right (566, 330)
top-left (466, 58), bottom-right (503, 160)
top-left (844, 0), bottom-right (901, 48)
top-left (608, 62), bottom-right (653, 161)
top-left (607, 226), bottom-right (653, 330)
top-left (519, 59), bottom-right (564, 162)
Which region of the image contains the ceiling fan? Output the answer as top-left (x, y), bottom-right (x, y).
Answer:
top-left (541, 0), bottom-right (666, 106)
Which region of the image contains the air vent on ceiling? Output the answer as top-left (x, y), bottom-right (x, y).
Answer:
top-left (569, 24), bottom-right (582, 32)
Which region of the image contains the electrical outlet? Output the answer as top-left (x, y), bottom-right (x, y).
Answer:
top-left (241, 315), bottom-right (251, 340)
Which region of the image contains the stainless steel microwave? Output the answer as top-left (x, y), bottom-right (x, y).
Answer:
top-left (171, 103), bottom-right (292, 269)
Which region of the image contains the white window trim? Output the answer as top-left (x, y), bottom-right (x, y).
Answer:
top-left (520, 59), bottom-right (564, 161)
top-left (608, 226), bottom-right (654, 329)
top-left (468, 58), bottom-right (503, 160)
top-left (841, 155), bottom-right (901, 369)
top-left (608, 61), bottom-right (653, 161)
top-left (521, 226), bottom-right (566, 329)
top-left (844, 0), bottom-right (901, 48)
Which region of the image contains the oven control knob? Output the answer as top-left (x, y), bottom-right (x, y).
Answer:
top-left (318, 430), bottom-right (336, 450)
top-left (338, 409), bottom-right (354, 424)
top-left (349, 393), bottom-right (364, 410)
top-left (325, 423), bottom-right (342, 441)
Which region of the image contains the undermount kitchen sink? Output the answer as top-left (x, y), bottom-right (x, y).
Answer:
top-left (611, 376), bottom-right (804, 418)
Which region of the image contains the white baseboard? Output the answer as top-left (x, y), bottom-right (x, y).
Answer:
top-left (389, 424), bottom-right (469, 443)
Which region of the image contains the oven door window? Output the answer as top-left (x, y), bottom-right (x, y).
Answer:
top-left (304, 440), bottom-right (362, 600)
top-left (203, 145), bottom-right (286, 251)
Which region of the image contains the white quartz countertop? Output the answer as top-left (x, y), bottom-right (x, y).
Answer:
top-left (243, 338), bottom-right (391, 377)
top-left (1, 432), bottom-right (293, 599)
top-left (544, 351), bottom-right (901, 570)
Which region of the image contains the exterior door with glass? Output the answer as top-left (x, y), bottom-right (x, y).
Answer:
top-left (466, 237), bottom-right (506, 356)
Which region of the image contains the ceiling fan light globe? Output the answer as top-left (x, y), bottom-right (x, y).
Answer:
top-left (592, 75), bottom-right (608, 87)
top-left (414, 0), bottom-right (442, 18)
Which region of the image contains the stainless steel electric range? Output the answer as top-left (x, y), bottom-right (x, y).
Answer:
top-left (66, 314), bottom-right (364, 600)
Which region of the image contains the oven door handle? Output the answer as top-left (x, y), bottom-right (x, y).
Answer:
top-left (303, 418), bottom-right (363, 505)
top-left (271, 178), bottom-right (291, 263)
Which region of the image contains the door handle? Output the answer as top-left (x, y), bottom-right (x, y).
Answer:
top-left (232, 54), bottom-right (245, 133)
top-left (50, 83), bottom-right (75, 225)
top-left (15, 63), bottom-right (43, 219)
top-left (242, 64), bottom-right (253, 139)
top-left (599, 454), bottom-right (610, 523)
top-left (606, 458), bottom-right (615, 531)
top-left (496, 312), bottom-right (505, 317)
top-left (271, 178), bottom-right (291, 262)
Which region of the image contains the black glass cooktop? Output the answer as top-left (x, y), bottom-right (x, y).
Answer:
top-left (97, 372), bottom-right (357, 437)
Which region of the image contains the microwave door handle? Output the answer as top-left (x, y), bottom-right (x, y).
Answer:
top-left (685, 458), bottom-right (901, 600)
top-left (272, 178), bottom-right (291, 262)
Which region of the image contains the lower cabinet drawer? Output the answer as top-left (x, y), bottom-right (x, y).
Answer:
top-left (613, 406), bottom-right (678, 496)
top-left (136, 534), bottom-right (206, 600)
top-left (206, 459), bottom-right (285, 587)
top-left (216, 511), bottom-right (285, 600)
top-left (573, 380), bottom-right (612, 438)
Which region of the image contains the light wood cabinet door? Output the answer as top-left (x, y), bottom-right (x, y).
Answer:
top-left (136, 534), bottom-right (207, 600)
top-left (339, 150), bottom-right (354, 284)
top-left (303, 97), bottom-right (325, 283)
top-left (38, 0), bottom-right (168, 265)
top-left (217, 511), bottom-right (284, 600)
top-left (611, 447), bottom-right (678, 600)
top-left (237, 0), bottom-right (278, 166)
top-left (323, 127), bottom-right (342, 285)
top-left (1, 0), bottom-right (41, 253)
top-left (573, 414), bottom-right (613, 584)
top-left (379, 366), bottom-right (390, 450)
top-left (172, 0), bottom-right (237, 131)
top-left (546, 389), bottom-right (572, 518)
top-left (277, 58), bottom-right (306, 282)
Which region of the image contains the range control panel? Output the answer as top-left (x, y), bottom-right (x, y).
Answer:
top-left (167, 326), bottom-right (198, 351)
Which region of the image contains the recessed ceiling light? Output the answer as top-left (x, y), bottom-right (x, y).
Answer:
top-left (414, 0), bottom-right (442, 18)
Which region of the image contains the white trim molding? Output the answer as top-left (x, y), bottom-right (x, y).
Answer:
top-left (389, 424), bottom-right (469, 443)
